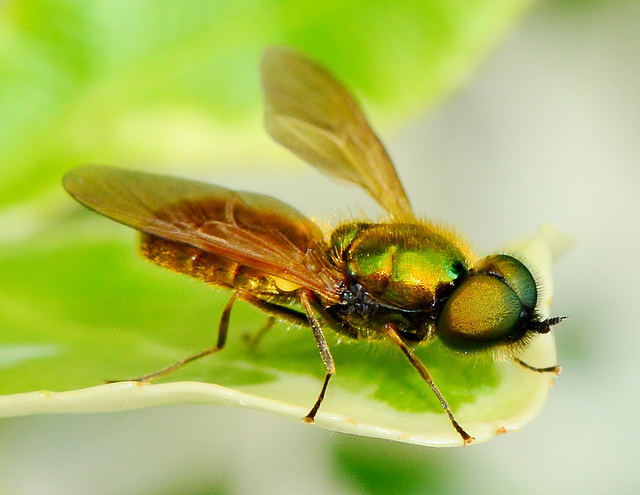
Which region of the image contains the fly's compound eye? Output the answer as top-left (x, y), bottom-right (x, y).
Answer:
top-left (437, 255), bottom-right (538, 352)
top-left (477, 254), bottom-right (537, 310)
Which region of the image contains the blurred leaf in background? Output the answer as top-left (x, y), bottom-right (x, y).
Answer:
top-left (333, 436), bottom-right (454, 494)
top-left (0, 0), bottom-right (534, 208)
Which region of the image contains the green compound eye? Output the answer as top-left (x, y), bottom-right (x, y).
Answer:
top-left (477, 254), bottom-right (538, 310)
top-left (437, 274), bottom-right (524, 352)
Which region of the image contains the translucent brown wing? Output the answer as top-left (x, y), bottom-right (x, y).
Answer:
top-left (261, 46), bottom-right (414, 219)
top-left (63, 165), bottom-right (342, 301)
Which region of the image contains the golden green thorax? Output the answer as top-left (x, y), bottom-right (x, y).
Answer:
top-left (331, 222), bottom-right (473, 311)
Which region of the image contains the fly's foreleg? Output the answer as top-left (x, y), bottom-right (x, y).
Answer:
top-left (515, 358), bottom-right (562, 375)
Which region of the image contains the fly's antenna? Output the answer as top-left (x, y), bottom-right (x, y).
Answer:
top-left (534, 316), bottom-right (567, 334)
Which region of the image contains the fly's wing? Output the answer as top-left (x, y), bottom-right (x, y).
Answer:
top-left (63, 165), bottom-right (342, 301)
top-left (262, 46), bottom-right (414, 219)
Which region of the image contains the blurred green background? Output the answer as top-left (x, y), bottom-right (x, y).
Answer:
top-left (1, 0), bottom-right (639, 493)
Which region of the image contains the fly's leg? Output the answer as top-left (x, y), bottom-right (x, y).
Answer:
top-left (385, 323), bottom-right (475, 446)
top-left (238, 289), bottom-right (335, 422)
top-left (237, 292), bottom-right (309, 326)
top-left (109, 292), bottom-right (239, 383)
top-left (299, 289), bottom-right (335, 423)
top-left (109, 291), bottom-right (311, 384)
top-left (515, 316), bottom-right (564, 374)
top-left (233, 292), bottom-right (309, 350)
top-left (242, 316), bottom-right (277, 350)
top-left (515, 358), bottom-right (562, 375)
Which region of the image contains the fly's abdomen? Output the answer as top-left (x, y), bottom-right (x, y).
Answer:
top-left (140, 233), bottom-right (287, 297)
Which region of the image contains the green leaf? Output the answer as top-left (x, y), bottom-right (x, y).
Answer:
top-left (0, 223), bottom-right (570, 446)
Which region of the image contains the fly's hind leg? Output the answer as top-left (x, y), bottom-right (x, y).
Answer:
top-left (109, 291), bottom-right (240, 383)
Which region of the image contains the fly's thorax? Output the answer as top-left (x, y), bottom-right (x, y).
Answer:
top-left (330, 222), bottom-right (471, 310)
top-left (437, 254), bottom-right (541, 354)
